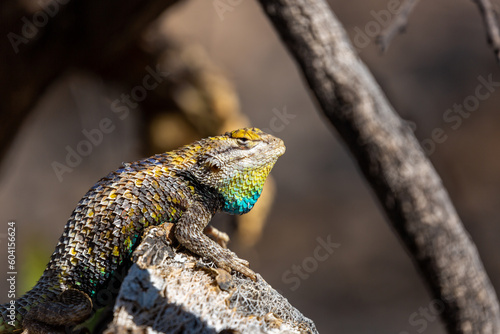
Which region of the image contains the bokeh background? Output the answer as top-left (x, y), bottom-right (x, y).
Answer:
top-left (1, 1), bottom-right (500, 333)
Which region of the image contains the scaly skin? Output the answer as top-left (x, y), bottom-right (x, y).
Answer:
top-left (0, 128), bottom-right (285, 334)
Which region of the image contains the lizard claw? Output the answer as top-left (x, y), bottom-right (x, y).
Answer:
top-left (214, 249), bottom-right (256, 281)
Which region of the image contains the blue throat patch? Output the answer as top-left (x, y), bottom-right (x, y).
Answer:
top-left (223, 190), bottom-right (262, 215)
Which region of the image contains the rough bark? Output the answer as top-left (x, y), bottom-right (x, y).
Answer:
top-left (257, 0), bottom-right (500, 333)
top-left (105, 226), bottom-right (318, 333)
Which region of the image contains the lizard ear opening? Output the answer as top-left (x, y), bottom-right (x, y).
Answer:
top-left (203, 156), bottom-right (222, 172)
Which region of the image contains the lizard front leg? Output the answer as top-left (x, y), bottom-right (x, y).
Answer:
top-left (174, 203), bottom-right (256, 280)
top-left (23, 289), bottom-right (92, 334)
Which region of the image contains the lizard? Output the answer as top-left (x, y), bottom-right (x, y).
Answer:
top-left (0, 127), bottom-right (285, 334)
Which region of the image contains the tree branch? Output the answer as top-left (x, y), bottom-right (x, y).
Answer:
top-left (257, 0), bottom-right (500, 332)
top-left (472, 0), bottom-right (500, 62)
top-left (377, 0), bottom-right (420, 52)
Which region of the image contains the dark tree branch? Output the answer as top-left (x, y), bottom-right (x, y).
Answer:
top-left (472, 0), bottom-right (500, 62)
top-left (377, 0), bottom-right (420, 52)
top-left (257, 0), bottom-right (500, 333)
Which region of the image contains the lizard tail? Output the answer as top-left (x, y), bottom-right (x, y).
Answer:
top-left (0, 282), bottom-right (61, 333)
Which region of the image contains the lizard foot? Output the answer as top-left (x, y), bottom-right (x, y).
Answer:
top-left (212, 248), bottom-right (256, 281)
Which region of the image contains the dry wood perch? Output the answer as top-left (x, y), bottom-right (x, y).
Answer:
top-left (104, 226), bottom-right (318, 334)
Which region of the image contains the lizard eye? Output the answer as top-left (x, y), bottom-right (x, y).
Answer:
top-left (237, 138), bottom-right (249, 146)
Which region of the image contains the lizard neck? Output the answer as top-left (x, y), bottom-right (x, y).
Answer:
top-left (219, 162), bottom-right (275, 215)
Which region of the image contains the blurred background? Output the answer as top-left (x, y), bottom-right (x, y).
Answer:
top-left (1, 0), bottom-right (500, 333)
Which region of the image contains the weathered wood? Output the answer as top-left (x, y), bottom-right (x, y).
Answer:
top-left (257, 0), bottom-right (500, 333)
top-left (105, 226), bottom-right (318, 334)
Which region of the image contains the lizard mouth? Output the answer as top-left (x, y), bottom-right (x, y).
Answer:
top-left (276, 141), bottom-right (286, 157)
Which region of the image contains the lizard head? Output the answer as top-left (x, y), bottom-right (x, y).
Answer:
top-left (194, 127), bottom-right (285, 215)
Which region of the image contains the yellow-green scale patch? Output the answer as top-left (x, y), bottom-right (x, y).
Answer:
top-left (222, 164), bottom-right (273, 214)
